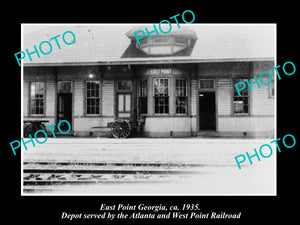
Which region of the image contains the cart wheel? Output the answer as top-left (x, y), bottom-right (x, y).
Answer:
top-left (111, 120), bottom-right (131, 138)
top-left (36, 123), bottom-right (46, 137)
top-left (24, 123), bottom-right (39, 138)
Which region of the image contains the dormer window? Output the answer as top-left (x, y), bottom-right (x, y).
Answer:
top-left (126, 25), bottom-right (197, 56)
top-left (136, 36), bottom-right (191, 55)
top-left (174, 38), bottom-right (187, 45)
top-left (139, 38), bottom-right (148, 46)
top-left (139, 37), bottom-right (170, 46)
top-left (153, 37), bottom-right (169, 44)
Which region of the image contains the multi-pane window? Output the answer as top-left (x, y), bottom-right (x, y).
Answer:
top-left (139, 38), bottom-right (148, 46)
top-left (174, 38), bottom-right (187, 45)
top-left (233, 79), bottom-right (249, 114)
top-left (30, 81), bottom-right (45, 115)
top-left (153, 37), bottom-right (169, 44)
top-left (86, 81), bottom-right (100, 115)
top-left (154, 78), bottom-right (169, 114)
top-left (139, 80), bottom-right (148, 114)
top-left (175, 79), bottom-right (188, 114)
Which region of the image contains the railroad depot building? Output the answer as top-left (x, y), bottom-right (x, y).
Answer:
top-left (22, 24), bottom-right (275, 138)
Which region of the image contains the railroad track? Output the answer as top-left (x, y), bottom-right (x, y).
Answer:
top-left (23, 161), bottom-right (203, 193)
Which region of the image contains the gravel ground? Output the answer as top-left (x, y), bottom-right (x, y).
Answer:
top-left (21, 138), bottom-right (276, 195)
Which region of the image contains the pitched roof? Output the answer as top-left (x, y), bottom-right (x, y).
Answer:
top-left (22, 24), bottom-right (275, 66)
top-left (125, 24), bottom-right (198, 39)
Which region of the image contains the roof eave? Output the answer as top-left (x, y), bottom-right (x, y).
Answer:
top-left (23, 57), bottom-right (275, 67)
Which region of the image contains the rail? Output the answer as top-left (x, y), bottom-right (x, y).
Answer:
top-left (23, 161), bottom-right (202, 193)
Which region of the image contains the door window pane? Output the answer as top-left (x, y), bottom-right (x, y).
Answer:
top-left (118, 94), bottom-right (131, 113)
top-left (118, 94), bottom-right (124, 112)
top-left (125, 94), bottom-right (131, 111)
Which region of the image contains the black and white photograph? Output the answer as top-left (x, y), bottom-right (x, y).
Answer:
top-left (21, 23), bottom-right (276, 195)
top-left (4, 5), bottom-right (298, 224)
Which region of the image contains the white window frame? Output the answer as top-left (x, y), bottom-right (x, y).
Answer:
top-left (30, 81), bottom-right (45, 116)
top-left (153, 78), bottom-right (169, 114)
top-left (86, 80), bottom-right (101, 115)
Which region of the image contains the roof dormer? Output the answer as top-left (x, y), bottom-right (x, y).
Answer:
top-left (126, 25), bottom-right (197, 56)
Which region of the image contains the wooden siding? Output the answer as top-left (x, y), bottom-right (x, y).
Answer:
top-left (217, 79), bottom-right (231, 116)
top-left (190, 79), bottom-right (197, 116)
top-left (251, 61), bottom-right (275, 116)
top-left (250, 75), bottom-right (274, 116)
top-left (23, 62), bottom-right (275, 136)
top-left (144, 117), bottom-right (191, 137)
top-left (102, 80), bottom-right (115, 116)
top-left (23, 81), bottom-right (28, 117)
top-left (45, 81), bottom-right (56, 117)
top-left (74, 80), bottom-right (84, 116)
top-left (216, 76), bottom-right (274, 117)
top-left (198, 62), bottom-right (250, 77)
top-left (218, 117), bottom-right (274, 133)
top-left (216, 71), bottom-right (275, 134)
